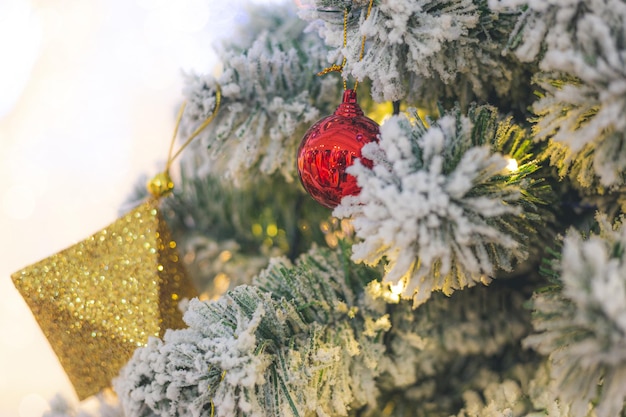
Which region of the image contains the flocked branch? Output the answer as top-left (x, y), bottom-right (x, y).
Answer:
top-left (299, 0), bottom-right (534, 113)
top-left (524, 213), bottom-right (626, 417)
top-left (179, 4), bottom-right (342, 184)
top-left (495, 0), bottom-right (626, 191)
top-left (334, 105), bottom-right (554, 305)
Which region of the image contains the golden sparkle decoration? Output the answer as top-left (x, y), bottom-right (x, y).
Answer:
top-left (147, 171), bottom-right (174, 197)
top-left (11, 86), bottom-right (221, 400)
top-left (11, 198), bottom-right (197, 400)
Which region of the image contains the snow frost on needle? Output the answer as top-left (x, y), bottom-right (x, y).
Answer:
top-left (335, 109), bottom-right (529, 306)
top-left (525, 214), bottom-right (626, 417)
top-left (178, 6), bottom-right (338, 186)
top-left (498, 0), bottom-right (626, 189)
top-left (301, 0), bottom-right (526, 107)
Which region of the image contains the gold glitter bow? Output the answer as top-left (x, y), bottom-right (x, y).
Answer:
top-left (11, 86), bottom-right (221, 400)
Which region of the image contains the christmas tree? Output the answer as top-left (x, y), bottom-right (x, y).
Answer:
top-left (29, 0), bottom-right (626, 416)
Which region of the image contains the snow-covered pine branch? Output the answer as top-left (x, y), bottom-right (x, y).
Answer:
top-left (114, 247), bottom-right (390, 417)
top-left (524, 213), bottom-right (626, 417)
top-left (179, 4), bottom-right (342, 185)
top-left (495, 0), bottom-right (626, 190)
top-left (377, 282), bottom-right (533, 415)
top-left (299, 0), bottom-right (532, 112)
top-left (114, 243), bottom-right (535, 417)
top-left (334, 105), bottom-right (554, 306)
top-left (453, 361), bottom-right (583, 417)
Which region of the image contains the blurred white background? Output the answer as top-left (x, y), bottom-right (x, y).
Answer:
top-left (0, 0), bottom-right (281, 416)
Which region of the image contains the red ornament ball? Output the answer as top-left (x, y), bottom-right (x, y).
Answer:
top-left (297, 89), bottom-right (380, 208)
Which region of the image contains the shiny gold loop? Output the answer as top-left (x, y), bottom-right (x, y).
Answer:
top-left (317, 63), bottom-right (344, 76)
top-left (168, 84), bottom-right (222, 170)
top-left (147, 84), bottom-right (222, 198)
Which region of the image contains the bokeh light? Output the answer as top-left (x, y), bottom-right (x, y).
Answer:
top-left (17, 395), bottom-right (48, 417)
top-left (0, 0), bottom-right (41, 119)
top-left (2, 185), bottom-right (36, 221)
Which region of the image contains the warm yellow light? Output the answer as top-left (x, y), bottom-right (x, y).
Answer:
top-left (218, 250), bottom-right (232, 263)
top-left (390, 282), bottom-right (404, 296)
top-left (266, 224), bottom-right (278, 237)
top-left (506, 157), bottom-right (519, 173)
top-left (388, 281), bottom-right (406, 303)
top-left (251, 224), bottom-right (263, 236)
top-left (213, 273), bottom-right (231, 297)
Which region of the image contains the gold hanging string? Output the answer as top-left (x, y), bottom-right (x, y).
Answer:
top-left (208, 369), bottom-right (227, 417)
top-left (317, 7), bottom-right (349, 91)
top-left (317, 63), bottom-right (344, 77)
top-left (317, 0), bottom-right (375, 91)
top-left (164, 103), bottom-right (187, 174)
top-left (353, 0), bottom-right (375, 91)
top-left (147, 84), bottom-right (222, 198)
top-left (166, 85), bottom-right (222, 171)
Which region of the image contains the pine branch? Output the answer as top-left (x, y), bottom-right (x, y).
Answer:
top-left (525, 213), bottom-right (626, 417)
top-left (115, 243), bottom-right (540, 417)
top-left (114, 246), bottom-right (388, 417)
top-left (177, 3), bottom-right (343, 184)
top-left (334, 105), bottom-right (556, 306)
top-left (299, 0), bottom-right (535, 115)
top-left (497, 0), bottom-right (626, 192)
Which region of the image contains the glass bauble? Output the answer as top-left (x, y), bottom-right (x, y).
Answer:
top-left (297, 89), bottom-right (379, 208)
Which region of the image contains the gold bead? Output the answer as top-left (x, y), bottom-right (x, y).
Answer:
top-left (147, 171), bottom-right (174, 197)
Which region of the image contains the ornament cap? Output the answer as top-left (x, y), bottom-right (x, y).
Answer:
top-left (147, 171), bottom-right (174, 198)
top-left (335, 89), bottom-right (364, 118)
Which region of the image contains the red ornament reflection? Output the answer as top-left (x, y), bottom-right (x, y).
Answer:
top-left (297, 89), bottom-right (379, 208)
